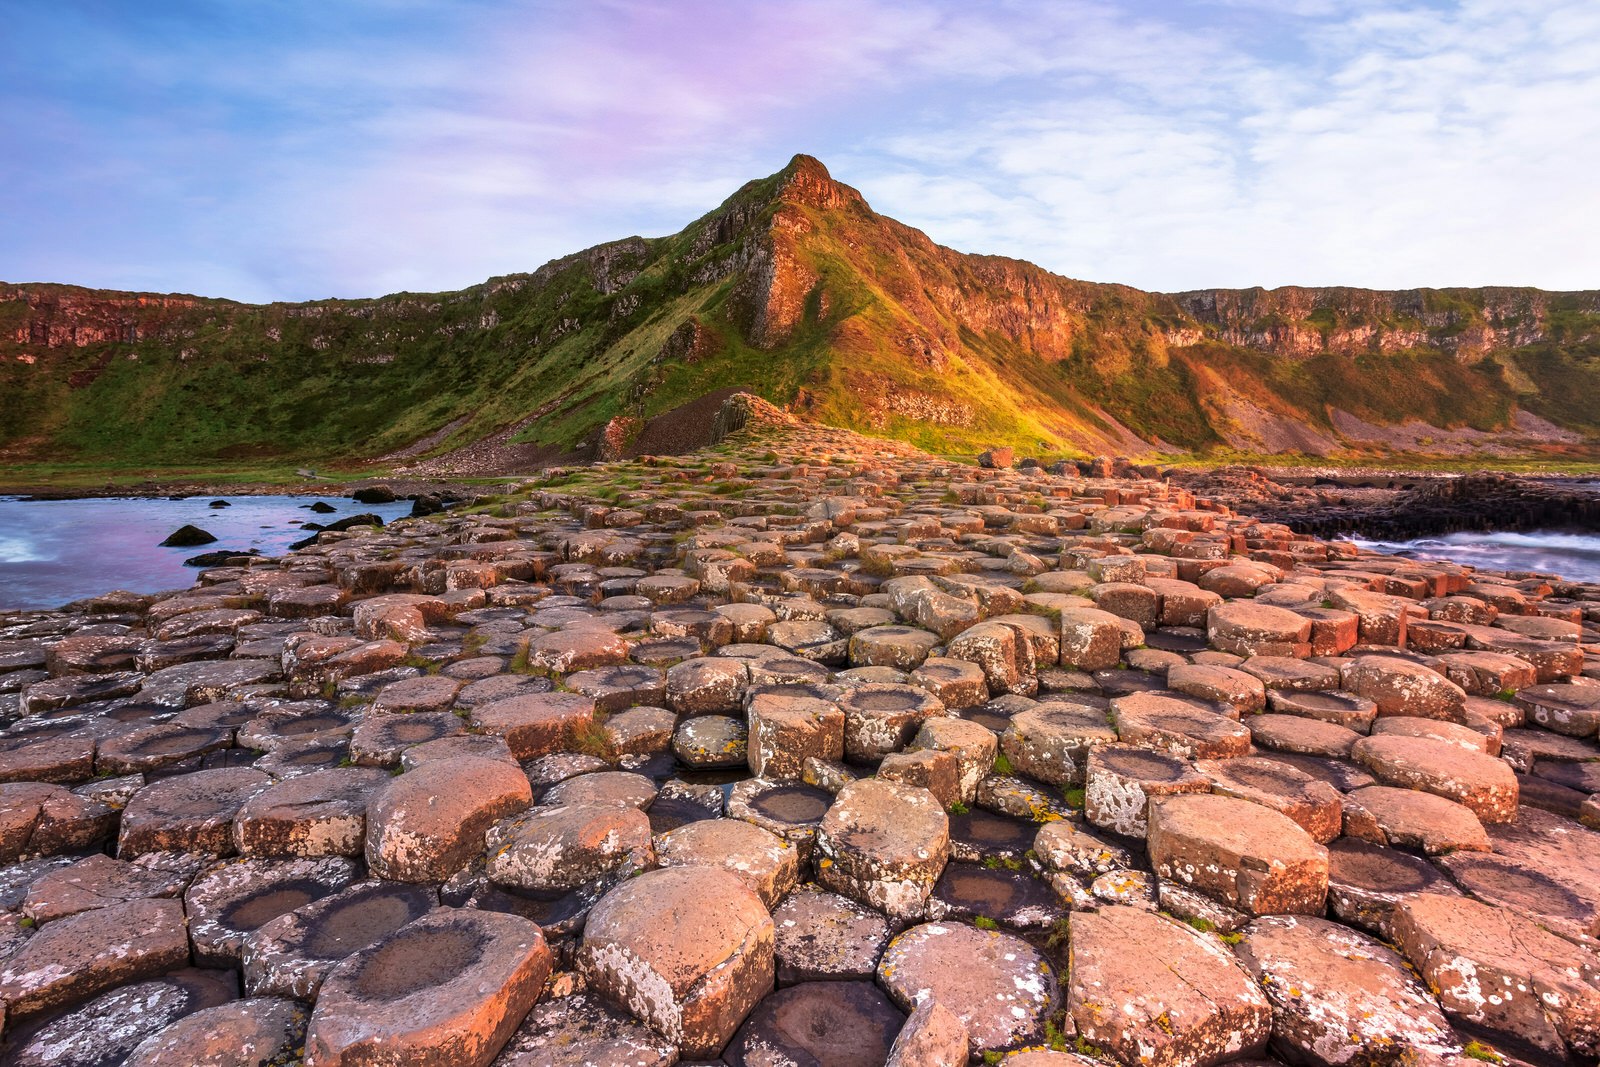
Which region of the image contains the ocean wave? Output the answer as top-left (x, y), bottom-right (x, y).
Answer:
top-left (1345, 529), bottom-right (1600, 582)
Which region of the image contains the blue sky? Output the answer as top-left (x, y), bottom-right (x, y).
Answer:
top-left (3, 0), bottom-right (1596, 302)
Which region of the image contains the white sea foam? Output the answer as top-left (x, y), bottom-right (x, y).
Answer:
top-left (1346, 530), bottom-right (1600, 583)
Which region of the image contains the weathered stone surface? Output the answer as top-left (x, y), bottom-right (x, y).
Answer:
top-left (1068, 906), bottom-right (1271, 1067)
top-left (1326, 836), bottom-right (1460, 934)
top-left (1, 970), bottom-right (237, 1067)
top-left (490, 991), bottom-right (678, 1066)
top-left (878, 921), bottom-right (1058, 1053)
top-left (656, 817), bottom-right (799, 908)
top-left (1085, 744), bottom-right (1210, 838)
top-left (305, 907), bottom-right (552, 1067)
top-left (486, 802), bottom-right (655, 891)
top-left (748, 692), bottom-right (845, 779)
top-left (349, 711), bottom-right (463, 766)
top-left (578, 865), bottom-right (775, 1057)
top-left (1236, 914), bottom-right (1457, 1065)
top-left (365, 755), bottom-right (532, 882)
top-left (1196, 756), bottom-right (1343, 843)
top-left (1351, 733), bottom-right (1518, 823)
top-left (0, 897), bottom-right (189, 1020)
top-left (1207, 601), bottom-right (1311, 658)
top-left (672, 713), bottom-right (748, 767)
top-left (1341, 785), bottom-right (1490, 854)
top-left (244, 880), bottom-right (437, 999)
top-left (816, 779), bottom-right (950, 921)
top-left (470, 692), bottom-right (596, 759)
top-left (909, 715), bottom-right (998, 803)
top-left (1148, 793), bottom-right (1329, 915)
top-left (726, 980), bottom-right (905, 1067)
top-left (885, 998), bottom-right (969, 1067)
top-left (0, 782), bottom-right (115, 862)
top-left (21, 852), bottom-right (188, 923)
top-left (1000, 701), bottom-right (1116, 786)
top-left (839, 683), bottom-right (944, 762)
top-left (771, 882), bottom-right (892, 984)
top-left (1391, 892), bottom-right (1600, 1059)
top-left (124, 996), bottom-right (308, 1067)
top-left (235, 766), bottom-right (391, 856)
top-left (1340, 655), bottom-right (1466, 720)
top-left (185, 855), bottom-right (360, 965)
top-left (119, 766), bottom-right (272, 856)
top-left (1112, 691), bottom-right (1252, 759)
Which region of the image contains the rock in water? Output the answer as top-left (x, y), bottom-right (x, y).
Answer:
top-left (160, 524), bottom-right (217, 547)
top-left (352, 485), bottom-right (397, 504)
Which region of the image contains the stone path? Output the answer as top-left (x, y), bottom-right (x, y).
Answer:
top-left (0, 405), bottom-right (1597, 1063)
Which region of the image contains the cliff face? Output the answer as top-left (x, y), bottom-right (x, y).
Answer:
top-left (3, 155), bottom-right (1598, 467)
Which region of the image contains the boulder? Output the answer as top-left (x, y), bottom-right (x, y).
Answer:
top-left (365, 755), bottom-right (531, 882)
top-left (816, 779), bottom-right (951, 921)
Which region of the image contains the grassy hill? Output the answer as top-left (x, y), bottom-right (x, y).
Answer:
top-left (4, 155), bottom-right (1598, 478)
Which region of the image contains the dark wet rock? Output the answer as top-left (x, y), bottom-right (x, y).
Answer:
top-left (159, 524), bottom-right (217, 547)
top-left (725, 980), bottom-right (905, 1067)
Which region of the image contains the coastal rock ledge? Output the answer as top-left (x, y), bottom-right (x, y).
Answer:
top-left (0, 411), bottom-right (1596, 1065)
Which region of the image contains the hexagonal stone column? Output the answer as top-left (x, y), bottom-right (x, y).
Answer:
top-left (1084, 745), bottom-right (1210, 838)
top-left (1351, 734), bottom-right (1518, 823)
top-left (999, 702), bottom-right (1116, 787)
top-left (304, 907), bottom-right (551, 1067)
top-left (877, 921), bottom-right (1058, 1054)
top-left (1067, 906), bottom-right (1270, 1067)
top-left (1148, 793), bottom-right (1328, 916)
top-left (747, 692), bottom-right (844, 779)
top-left (365, 755), bottom-right (531, 882)
top-left (1206, 601), bottom-right (1311, 658)
top-left (816, 779), bottom-right (950, 921)
top-left (838, 683), bottom-right (944, 762)
top-left (578, 866), bottom-right (775, 1057)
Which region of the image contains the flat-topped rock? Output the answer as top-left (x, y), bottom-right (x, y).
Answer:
top-left (1, 970), bottom-right (238, 1067)
top-left (1067, 905), bottom-right (1270, 1067)
top-left (119, 766), bottom-right (272, 856)
top-left (1326, 837), bottom-right (1462, 934)
top-left (1235, 914), bottom-right (1457, 1065)
top-left (234, 766), bottom-right (391, 857)
top-left (578, 865), bottom-right (775, 1057)
top-left (726, 980), bottom-right (905, 1067)
top-left (1391, 892), bottom-right (1600, 1060)
top-left (816, 778), bottom-right (950, 921)
top-left (1084, 744), bottom-right (1210, 838)
top-left (838, 683), bottom-right (944, 762)
top-left (878, 921), bottom-right (1058, 1053)
top-left (1340, 655), bottom-right (1466, 720)
top-left (305, 907), bottom-right (552, 1067)
top-left (486, 802), bottom-right (655, 891)
top-left (21, 852), bottom-right (189, 924)
top-left (1342, 785), bottom-right (1490, 854)
top-left (1148, 793), bottom-right (1328, 916)
top-left (771, 883), bottom-right (892, 984)
top-left (0, 897), bottom-right (189, 1021)
top-left (124, 996), bottom-right (308, 1067)
top-left (1351, 733), bottom-right (1518, 823)
top-left (0, 782), bottom-right (115, 862)
top-left (1516, 682), bottom-right (1600, 737)
top-left (1196, 755), bottom-right (1343, 843)
top-left (490, 991), bottom-right (678, 1067)
top-left (1207, 601), bottom-right (1311, 658)
top-left (469, 691), bottom-right (596, 759)
top-left (655, 817), bottom-right (799, 908)
top-left (999, 701), bottom-right (1117, 786)
top-left (1111, 691), bottom-right (1251, 759)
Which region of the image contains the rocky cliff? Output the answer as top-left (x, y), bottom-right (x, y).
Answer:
top-left (3, 155), bottom-right (1598, 469)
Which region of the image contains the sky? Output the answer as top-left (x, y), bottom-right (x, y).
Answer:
top-left (3, 0), bottom-right (1597, 303)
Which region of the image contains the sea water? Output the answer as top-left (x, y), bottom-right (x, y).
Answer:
top-left (0, 495), bottom-right (413, 611)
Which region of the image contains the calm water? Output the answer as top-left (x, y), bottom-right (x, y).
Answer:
top-left (0, 495), bottom-right (413, 611)
top-left (1350, 530), bottom-right (1600, 583)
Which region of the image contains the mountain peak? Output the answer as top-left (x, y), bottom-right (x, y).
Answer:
top-left (775, 153), bottom-right (866, 212)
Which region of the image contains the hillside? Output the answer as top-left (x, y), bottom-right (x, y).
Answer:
top-left (4, 154), bottom-right (1599, 472)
